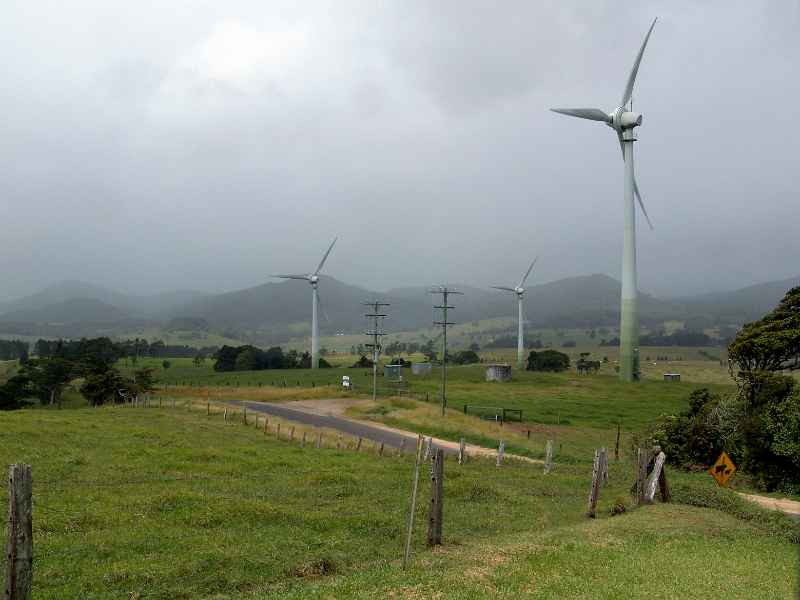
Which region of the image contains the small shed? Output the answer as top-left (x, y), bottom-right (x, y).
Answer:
top-left (411, 362), bottom-right (432, 376)
top-left (485, 363), bottom-right (512, 382)
top-left (384, 364), bottom-right (403, 381)
top-left (663, 373), bottom-right (681, 382)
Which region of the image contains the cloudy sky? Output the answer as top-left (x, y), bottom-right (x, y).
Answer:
top-left (2, 0), bottom-right (798, 300)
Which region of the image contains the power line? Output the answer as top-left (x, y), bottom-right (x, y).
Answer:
top-left (430, 286), bottom-right (462, 417)
top-left (364, 299), bottom-right (390, 402)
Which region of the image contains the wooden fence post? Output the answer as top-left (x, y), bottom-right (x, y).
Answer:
top-left (586, 449), bottom-right (602, 518)
top-left (276, 423), bottom-right (281, 441)
top-left (658, 466), bottom-right (671, 502)
top-left (316, 432), bottom-right (322, 449)
top-left (614, 423), bottom-right (621, 461)
top-left (356, 437), bottom-right (362, 452)
top-left (378, 442), bottom-right (384, 456)
top-left (263, 417), bottom-right (268, 435)
top-left (544, 439), bottom-right (554, 474)
top-left (644, 451), bottom-right (666, 503)
top-left (600, 446), bottom-right (609, 486)
top-left (427, 448), bottom-right (444, 547)
top-left (223, 407), bottom-right (228, 421)
top-left (496, 441), bottom-right (505, 467)
top-left (4, 463), bottom-right (32, 600)
top-left (243, 407), bottom-right (247, 425)
top-left (206, 402), bottom-right (210, 416)
top-left (422, 438), bottom-right (431, 462)
top-left (457, 438), bottom-right (466, 465)
top-left (635, 448), bottom-right (650, 504)
top-left (402, 436), bottom-right (424, 570)
top-left (336, 436), bottom-right (342, 450)
top-left (290, 427), bottom-right (295, 442)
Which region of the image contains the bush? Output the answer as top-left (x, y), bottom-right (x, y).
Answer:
top-left (645, 379), bottom-right (800, 492)
top-left (526, 350), bottom-right (570, 372)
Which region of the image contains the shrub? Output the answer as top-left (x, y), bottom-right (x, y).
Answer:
top-left (527, 350), bottom-right (570, 372)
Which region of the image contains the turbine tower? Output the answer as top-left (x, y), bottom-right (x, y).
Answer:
top-left (551, 18), bottom-right (657, 382)
top-left (273, 237), bottom-right (337, 370)
top-left (491, 256), bottom-right (538, 367)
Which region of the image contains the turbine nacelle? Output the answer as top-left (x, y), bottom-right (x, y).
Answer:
top-left (610, 108), bottom-right (643, 131)
top-left (309, 275), bottom-right (319, 285)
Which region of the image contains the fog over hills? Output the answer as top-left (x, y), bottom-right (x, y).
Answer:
top-left (0, 273), bottom-right (796, 344)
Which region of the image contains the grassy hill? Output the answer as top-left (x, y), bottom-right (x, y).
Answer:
top-left (0, 404), bottom-right (795, 598)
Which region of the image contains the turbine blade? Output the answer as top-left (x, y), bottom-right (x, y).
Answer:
top-left (518, 256), bottom-right (539, 288)
top-left (490, 286), bottom-right (516, 292)
top-left (620, 18), bottom-right (657, 108)
top-left (317, 290), bottom-right (331, 324)
top-left (273, 274), bottom-right (309, 280)
top-left (550, 108), bottom-right (611, 123)
top-left (314, 237), bottom-right (338, 275)
top-left (617, 132), bottom-right (654, 231)
top-left (634, 177), bottom-right (654, 230)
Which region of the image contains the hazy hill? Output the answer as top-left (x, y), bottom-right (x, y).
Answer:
top-left (0, 281), bottom-right (206, 319)
top-left (677, 276), bottom-right (799, 323)
top-left (0, 274), bottom-right (796, 343)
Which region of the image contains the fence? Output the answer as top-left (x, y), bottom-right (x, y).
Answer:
top-left (463, 404), bottom-right (523, 423)
top-left (4, 395), bottom-right (671, 594)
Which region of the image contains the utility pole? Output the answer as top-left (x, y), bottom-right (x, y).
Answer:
top-left (430, 286), bottom-right (462, 417)
top-left (364, 300), bottom-right (389, 402)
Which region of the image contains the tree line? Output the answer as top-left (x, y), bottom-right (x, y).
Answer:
top-left (0, 337), bottom-right (155, 410)
top-left (213, 345), bottom-right (332, 372)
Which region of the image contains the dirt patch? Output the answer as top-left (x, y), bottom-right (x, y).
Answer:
top-left (738, 493), bottom-right (800, 517)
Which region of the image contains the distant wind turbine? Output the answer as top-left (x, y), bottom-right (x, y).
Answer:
top-left (272, 237), bottom-right (337, 370)
top-left (491, 256), bottom-right (538, 367)
top-left (550, 18), bottom-right (657, 382)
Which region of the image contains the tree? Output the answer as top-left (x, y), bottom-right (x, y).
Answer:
top-left (234, 348), bottom-right (259, 371)
top-left (728, 286), bottom-right (800, 382)
top-left (527, 350), bottom-right (570, 372)
top-left (0, 374), bottom-right (35, 410)
top-left (80, 369), bottom-right (123, 406)
top-left (162, 360), bottom-right (172, 370)
top-left (21, 358), bottom-right (73, 408)
top-left (451, 350), bottom-right (480, 365)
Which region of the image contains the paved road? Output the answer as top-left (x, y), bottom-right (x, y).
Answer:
top-left (229, 400), bottom-right (456, 455)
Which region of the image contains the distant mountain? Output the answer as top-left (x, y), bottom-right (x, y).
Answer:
top-left (0, 281), bottom-right (207, 320)
top-left (0, 274), bottom-right (796, 344)
top-left (677, 276), bottom-right (799, 323)
top-left (0, 298), bottom-right (132, 325)
top-left (170, 273), bottom-right (682, 335)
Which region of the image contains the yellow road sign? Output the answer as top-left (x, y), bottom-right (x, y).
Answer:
top-left (708, 451), bottom-right (736, 487)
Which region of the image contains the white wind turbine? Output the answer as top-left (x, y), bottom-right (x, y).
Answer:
top-left (551, 18), bottom-right (657, 382)
top-left (491, 257), bottom-right (538, 367)
top-left (273, 237), bottom-right (337, 370)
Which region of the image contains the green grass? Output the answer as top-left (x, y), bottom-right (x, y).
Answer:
top-left (1, 406), bottom-right (795, 599)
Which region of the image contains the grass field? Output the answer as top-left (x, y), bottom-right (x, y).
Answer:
top-left (1, 405), bottom-right (796, 599)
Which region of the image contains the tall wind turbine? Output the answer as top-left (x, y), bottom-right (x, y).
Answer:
top-left (551, 18), bottom-right (657, 382)
top-left (491, 257), bottom-right (538, 367)
top-left (273, 237), bottom-right (337, 370)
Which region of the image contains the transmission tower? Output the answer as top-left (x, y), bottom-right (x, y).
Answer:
top-left (364, 299), bottom-right (390, 402)
top-left (430, 286), bottom-right (463, 417)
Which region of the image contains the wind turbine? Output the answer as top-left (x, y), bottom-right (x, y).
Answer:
top-left (550, 18), bottom-right (657, 382)
top-left (272, 237), bottom-right (337, 370)
top-left (491, 257), bottom-right (538, 367)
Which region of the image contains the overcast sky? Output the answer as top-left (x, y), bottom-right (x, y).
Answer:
top-left (2, 0), bottom-right (798, 301)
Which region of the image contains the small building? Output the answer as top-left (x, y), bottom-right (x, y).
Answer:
top-left (384, 364), bottom-right (403, 381)
top-left (485, 363), bottom-right (512, 382)
top-left (663, 373), bottom-right (681, 382)
top-left (411, 362), bottom-right (432, 376)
